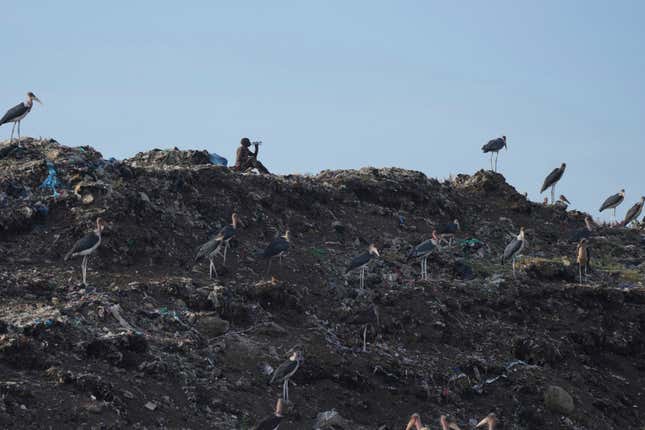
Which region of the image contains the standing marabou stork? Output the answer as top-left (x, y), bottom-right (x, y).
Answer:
top-left (554, 194), bottom-right (570, 209)
top-left (346, 244), bottom-right (380, 289)
top-left (268, 350), bottom-right (302, 403)
top-left (64, 217), bottom-right (107, 286)
top-left (540, 163), bottom-right (566, 204)
top-left (481, 135), bottom-right (507, 172)
top-left (436, 219), bottom-right (461, 246)
top-left (502, 227), bottom-right (526, 278)
top-left (576, 238), bottom-right (591, 284)
top-left (254, 399), bottom-right (284, 430)
top-left (476, 413), bottom-right (498, 430)
top-left (260, 230), bottom-right (290, 274)
top-left (621, 197), bottom-right (645, 227)
top-left (1, 92), bottom-right (42, 146)
top-left (570, 216), bottom-right (595, 242)
top-left (407, 237), bottom-right (438, 281)
top-left (195, 213), bottom-right (241, 279)
top-left (599, 189), bottom-right (625, 223)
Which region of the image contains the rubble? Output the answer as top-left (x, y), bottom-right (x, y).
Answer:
top-left (0, 138), bottom-right (643, 429)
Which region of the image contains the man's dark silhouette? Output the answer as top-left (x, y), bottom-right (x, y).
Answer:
top-left (233, 137), bottom-right (269, 174)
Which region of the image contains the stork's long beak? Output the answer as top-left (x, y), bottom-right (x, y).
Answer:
top-left (33, 96), bottom-right (42, 105)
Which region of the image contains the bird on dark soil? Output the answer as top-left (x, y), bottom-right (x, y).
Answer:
top-left (64, 217), bottom-right (107, 286)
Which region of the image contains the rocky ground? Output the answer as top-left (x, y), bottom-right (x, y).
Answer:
top-left (1, 138), bottom-right (644, 430)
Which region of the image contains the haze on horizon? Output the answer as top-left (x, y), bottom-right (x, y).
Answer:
top-left (3, 1), bottom-right (644, 221)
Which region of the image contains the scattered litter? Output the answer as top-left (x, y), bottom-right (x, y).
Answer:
top-left (39, 160), bottom-right (62, 198)
top-left (144, 401), bottom-right (157, 411)
top-left (313, 409), bottom-right (350, 429)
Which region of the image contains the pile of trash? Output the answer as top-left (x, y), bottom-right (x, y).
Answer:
top-left (0, 137), bottom-right (644, 429)
top-left (127, 147), bottom-right (226, 169)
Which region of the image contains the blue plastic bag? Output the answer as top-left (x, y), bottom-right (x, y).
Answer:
top-left (209, 153), bottom-right (228, 166)
top-left (39, 160), bottom-right (61, 198)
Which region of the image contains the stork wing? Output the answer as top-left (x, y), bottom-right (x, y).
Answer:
top-left (0, 103), bottom-right (28, 125)
top-left (263, 237), bottom-right (289, 258)
top-left (541, 167), bottom-right (562, 192)
top-left (269, 359), bottom-right (298, 384)
top-left (599, 193), bottom-right (622, 211)
top-left (409, 239), bottom-right (435, 258)
top-left (502, 238), bottom-right (522, 263)
top-left (216, 225), bottom-right (236, 241)
top-left (195, 237), bottom-right (221, 261)
top-left (482, 138), bottom-right (504, 153)
top-left (346, 252), bottom-right (370, 273)
top-left (65, 232), bottom-right (100, 259)
top-left (623, 202), bottom-right (642, 225)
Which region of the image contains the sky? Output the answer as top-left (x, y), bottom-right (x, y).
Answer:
top-left (3, 1), bottom-right (644, 220)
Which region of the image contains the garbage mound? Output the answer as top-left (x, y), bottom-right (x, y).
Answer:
top-left (0, 137), bottom-right (644, 429)
top-left (127, 147), bottom-right (216, 169)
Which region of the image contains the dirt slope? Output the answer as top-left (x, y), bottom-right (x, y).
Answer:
top-left (0, 138), bottom-right (644, 429)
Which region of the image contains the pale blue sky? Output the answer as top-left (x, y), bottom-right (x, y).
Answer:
top-left (3, 1), bottom-right (644, 219)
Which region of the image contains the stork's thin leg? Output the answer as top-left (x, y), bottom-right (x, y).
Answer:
top-left (579, 265), bottom-right (582, 284)
top-left (490, 153), bottom-right (493, 171)
top-left (10, 122), bottom-right (15, 144)
top-left (425, 257), bottom-right (428, 281)
top-left (17, 121), bottom-right (20, 146)
top-left (425, 258), bottom-right (428, 280)
top-left (420, 259), bottom-right (423, 280)
top-left (209, 258), bottom-right (217, 279)
top-left (222, 242), bottom-right (228, 266)
top-left (82, 256), bottom-right (88, 286)
top-left (512, 257), bottom-right (516, 279)
top-left (494, 152), bottom-right (498, 172)
top-left (283, 379), bottom-right (289, 403)
top-left (421, 258), bottom-right (425, 280)
top-left (423, 258), bottom-right (426, 280)
top-left (423, 257), bottom-right (428, 281)
top-left (362, 324), bottom-right (368, 352)
top-left (424, 257), bottom-right (429, 280)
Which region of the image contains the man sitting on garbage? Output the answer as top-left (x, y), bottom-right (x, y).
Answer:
top-left (233, 137), bottom-right (270, 174)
